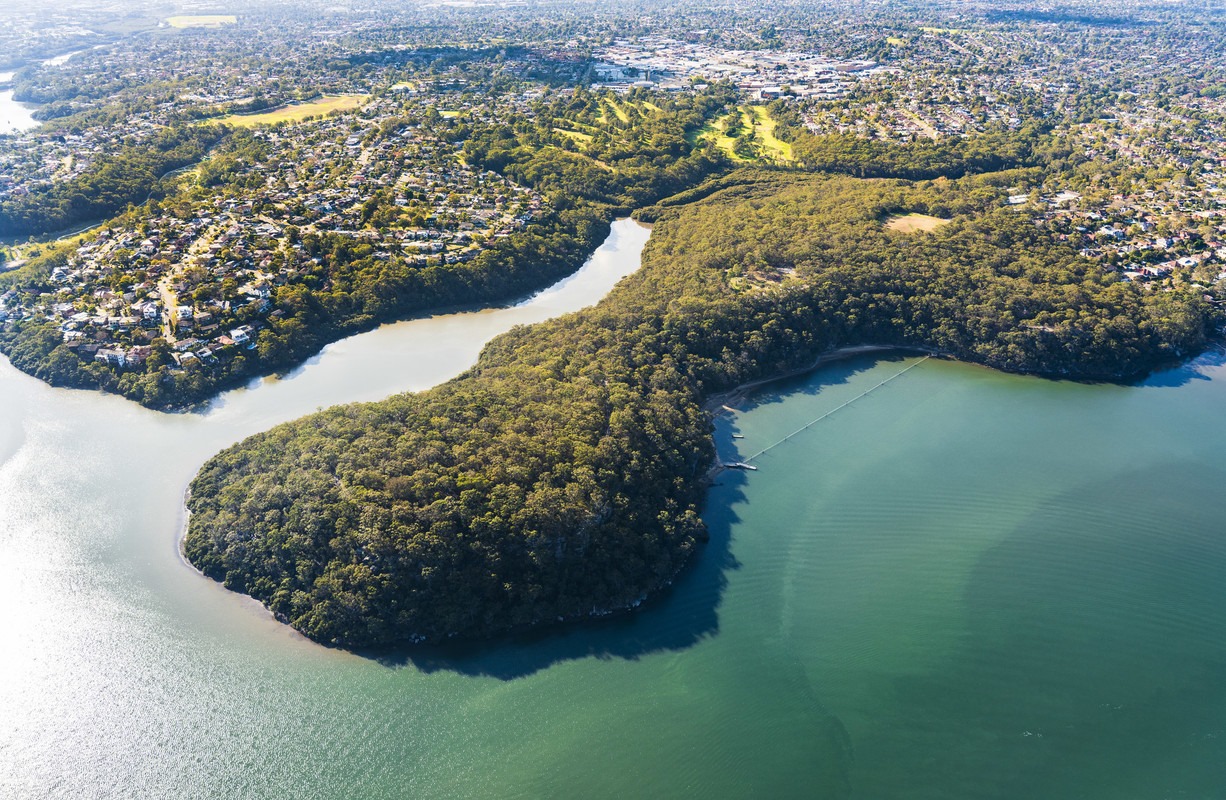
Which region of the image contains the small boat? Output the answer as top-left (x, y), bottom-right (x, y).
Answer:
top-left (725, 462), bottom-right (758, 471)
top-left (731, 434), bottom-right (744, 439)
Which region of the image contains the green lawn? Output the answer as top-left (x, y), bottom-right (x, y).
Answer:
top-left (220, 95), bottom-right (367, 127)
top-left (694, 105), bottom-right (794, 163)
top-left (166, 15), bottom-right (237, 28)
top-left (605, 99), bottom-right (630, 123)
top-left (884, 213), bottom-right (951, 234)
top-left (746, 105), bottom-right (794, 161)
top-left (554, 127), bottom-right (594, 144)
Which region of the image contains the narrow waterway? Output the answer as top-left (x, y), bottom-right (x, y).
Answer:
top-left (42, 49), bottom-right (86, 67)
top-left (2, 217), bottom-right (1225, 798)
top-left (0, 219), bottom-right (654, 797)
top-left (0, 45), bottom-right (104, 133)
top-left (0, 88), bottom-right (38, 134)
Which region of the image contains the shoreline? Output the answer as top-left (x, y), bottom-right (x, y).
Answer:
top-left (700, 343), bottom-right (932, 481)
top-left (702, 343), bottom-right (934, 417)
top-left (1, 211), bottom-right (618, 412)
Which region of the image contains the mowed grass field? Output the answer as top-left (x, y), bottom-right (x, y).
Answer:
top-left (693, 105), bottom-right (794, 163)
top-left (693, 114), bottom-right (750, 162)
top-left (221, 95), bottom-right (368, 127)
top-left (554, 127), bottom-right (593, 144)
top-left (594, 97), bottom-right (662, 126)
top-left (746, 104), bottom-right (793, 160)
top-left (166, 15), bottom-right (237, 28)
top-left (549, 98), bottom-right (663, 153)
top-left (884, 213), bottom-right (951, 233)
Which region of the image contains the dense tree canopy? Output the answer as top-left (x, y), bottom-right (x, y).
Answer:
top-left (0, 206), bottom-right (611, 407)
top-left (185, 171), bottom-right (1216, 647)
top-left (0, 125), bottom-right (226, 238)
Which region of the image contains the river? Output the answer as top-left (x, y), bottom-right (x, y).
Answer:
top-left (0, 89), bottom-right (38, 134)
top-left (0, 46), bottom-right (101, 134)
top-left (2, 218), bottom-right (1225, 797)
top-left (42, 49), bottom-right (89, 68)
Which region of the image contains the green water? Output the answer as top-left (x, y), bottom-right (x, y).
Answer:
top-left (705, 353), bottom-right (1226, 798)
top-left (2, 220), bottom-right (1225, 796)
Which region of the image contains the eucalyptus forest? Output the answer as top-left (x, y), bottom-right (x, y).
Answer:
top-left (2, 0), bottom-right (1224, 647)
top-left (186, 170), bottom-right (1213, 646)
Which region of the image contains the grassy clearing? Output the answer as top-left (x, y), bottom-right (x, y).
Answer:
top-left (886, 36), bottom-right (908, 46)
top-left (694, 105), bottom-right (794, 163)
top-left (693, 107), bottom-right (759, 161)
top-left (221, 95), bottom-right (367, 127)
top-left (439, 110), bottom-right (461, 119)
top-left (746, 105), bottom-right (794, 161)
top-left (884, 213), bottom-right (951, 234)
top-left (1, 220), bottom-right (107, 281)
top-left (605, 99), bottom-right (630, 124)
top-left (166, 15), bottom-right (237, 28)
top-left (694, 118), bottom-right (751, 162)
top-left (554, 127), bottom-right (593, 144)
top-left (9, 223), bottom-right (97, 250)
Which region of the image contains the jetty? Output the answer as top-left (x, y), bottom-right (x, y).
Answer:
top-left (708, 354), bottom-right (932, 480)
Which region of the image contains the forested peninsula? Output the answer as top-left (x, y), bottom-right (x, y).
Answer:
top-left (184, 170), bottom-right (1215, 647)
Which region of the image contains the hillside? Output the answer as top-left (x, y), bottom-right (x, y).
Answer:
top-left (184, 170), bottom-right (1214, 647)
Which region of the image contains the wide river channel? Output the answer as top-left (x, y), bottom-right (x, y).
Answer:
top-left (2, 218), bottom-right (1225, 798)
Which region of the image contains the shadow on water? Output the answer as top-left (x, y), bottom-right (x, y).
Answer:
top-left (320, 346), bottom-right (1224, 681)
top-left (365, 470), bottom-right (747, 680)
top-left (735, 351), bottom-right (920, 415)
top-left (363, 352), bottom-right (913, 679)
top-left (1138, 342), bottom-right (1226, 388)
top-left (721, 340), bottom-right (1226, 402)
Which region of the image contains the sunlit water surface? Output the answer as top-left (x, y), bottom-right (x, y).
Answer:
top-left (0, 89), bottom-right (38, 134)
top-left (2, 218), bottom-right (1224, 797)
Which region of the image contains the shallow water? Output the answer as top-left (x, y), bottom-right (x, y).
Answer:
top-left (2, 218), bottom-right (1224, 797)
